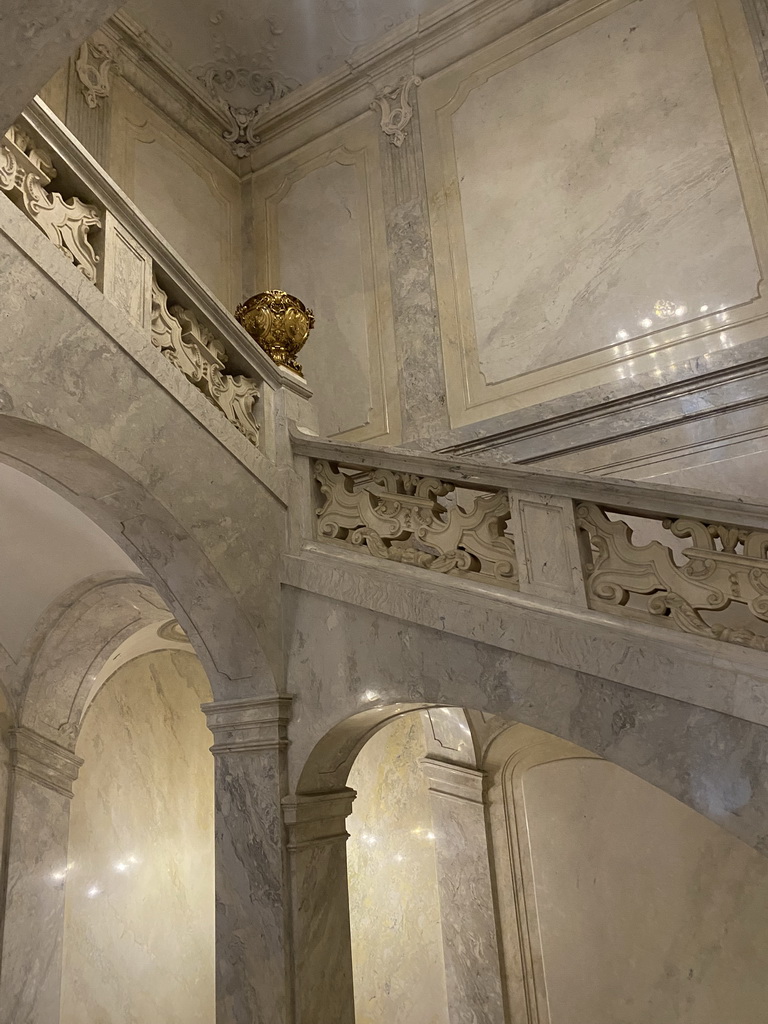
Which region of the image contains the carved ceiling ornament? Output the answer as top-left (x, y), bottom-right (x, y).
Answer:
top-left (190, 56), bottom-right (300, 157)
top-left (75, 39), bottom-right (119, 109)
top-left (371, 74), bottom-right (422, 147)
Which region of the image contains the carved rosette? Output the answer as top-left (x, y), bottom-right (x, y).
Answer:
top-left (314, 460), bottom-right (518, 586)
top-left (577, 503), bottom-right (768, 653)
top-left (235, 290), bottom-right (315, 375)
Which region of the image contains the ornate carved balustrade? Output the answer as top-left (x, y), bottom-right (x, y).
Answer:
top-left (0, 98), bottom-right (311, 453)
top-left (295, 434), bottom-right (768, 658)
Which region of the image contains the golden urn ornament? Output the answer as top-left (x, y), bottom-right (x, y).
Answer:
top-left (235, 290), bottom-right (315, 375)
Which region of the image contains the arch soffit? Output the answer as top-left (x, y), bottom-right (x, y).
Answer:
top-left (18, 572), bottom-right (177, 749)
top-left (0, 416), bottom-right (275, 701)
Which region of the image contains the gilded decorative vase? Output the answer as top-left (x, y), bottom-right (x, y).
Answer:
top-left (235, 290), bottom-right (315, 375)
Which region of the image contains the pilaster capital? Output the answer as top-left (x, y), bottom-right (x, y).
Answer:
top-left (202, 695), bottom-right (293, 754)
top-left (419, 757), bottom-right (485, 804)
top-left (282, 789), bottom-right (357, 850)
top-left (10, 727), bottom-right (83, 798)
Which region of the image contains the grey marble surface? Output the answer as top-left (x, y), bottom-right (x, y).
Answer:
top-left (0, 738), bottom-right (79, 1023)
top-left (282, 578), bottom-right (768, 855)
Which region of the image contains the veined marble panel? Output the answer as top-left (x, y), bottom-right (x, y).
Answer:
top-left (252, 119), bottom-right (400, 443)
top-left (347, 714), bottom-right (449, 1024)
top-left (59, 650), bottom-right (214, 1024)
top-left (420, 0), bottom-right (768, 425)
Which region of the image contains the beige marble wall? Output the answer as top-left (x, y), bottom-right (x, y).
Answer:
top-left (250, 117), bottom-right (400, 443)
top-left (59, 649), bottom-right (215, 1024)
top-left (107, 79), bottom-right (242, 307)
top-left (346, 714), bottom-right (449, 1024)
top-left (512, 753), bottom-right (768, 1024)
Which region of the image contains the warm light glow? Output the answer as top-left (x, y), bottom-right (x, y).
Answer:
top-left (615, 329), bottom-right (630, 341)
top-left (361, 832), bottom-right (377, 846)
top-left (639, 318), bottom-right (653, 330)
top-left (114, 861), bottom-right (128, 873)
top-left (674, 304), bottom-right (687, 317)
top-left (363, 690), bottom-right (380, 703)
top-left (700, 304), bottom-right (709, 313)
top-left (86, 885), bottom-right (101, 899)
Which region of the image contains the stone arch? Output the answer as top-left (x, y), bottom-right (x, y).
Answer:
top-left (17, 572), bottom-right (182, 749)
top-left (285, 593), bottom-right (768, 854)
top-left (0, 415), bottom-right (275, 701)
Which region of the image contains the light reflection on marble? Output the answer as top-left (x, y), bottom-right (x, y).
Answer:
top-left (346, 714), bottom-right (449, 1024)
top-left (59, 650), bottom-right (214, 1024)
top-left (452, 0), bottom-right (758, 380)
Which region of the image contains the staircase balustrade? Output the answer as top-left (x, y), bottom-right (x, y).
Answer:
top-left (295, 434), bottom-right (768, 657)
top-left (0, 98), bottom-right (310, 453)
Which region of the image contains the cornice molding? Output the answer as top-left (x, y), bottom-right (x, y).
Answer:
top-left (95, 0), bottom-right (571, 176)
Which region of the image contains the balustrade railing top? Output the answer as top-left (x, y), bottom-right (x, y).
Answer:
top-left (1, 98), bottom-right (311, 456)
top-left (293, 431), bottom-right (768, 657)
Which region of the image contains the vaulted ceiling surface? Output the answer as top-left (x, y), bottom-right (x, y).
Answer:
top-left (122, 0), bottom-right (449, 90)
top-left (0, 464), bottom-right (137, 659)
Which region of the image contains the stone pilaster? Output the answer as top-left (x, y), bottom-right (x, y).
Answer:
top-left (0, 728), bottom-right (82, 1024)
top-left (420, 757), bottom-right (506, 1024)
top-left (377, 92), bottom-right (450, 444)
top-left (202, 696), bottom-right (293, 1024)
top-left (282, 789), bottom-right (357, 1024)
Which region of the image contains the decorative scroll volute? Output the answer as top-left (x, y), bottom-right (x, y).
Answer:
top-left (151, 279), bottom-right (260, 445)
top-left (314, 460), bottom-right (518, 585)
top-left (577, 502), bottom-right (768, 652)
top-left (0, 124), bottom-right (100, 281)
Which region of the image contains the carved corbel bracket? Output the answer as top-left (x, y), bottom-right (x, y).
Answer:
top-left (75, 39), bottom-right (119, 109)
top-left (371, 75), bottom-right (422, 147)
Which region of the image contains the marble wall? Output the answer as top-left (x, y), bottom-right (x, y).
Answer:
top-left (59, 649), bottom-right (215, 1024)
top-left (511, 752), bottom-right (768, 1024)
top-left (346, 713), bottom-right (449, 1024)
top-left (250, 120), bottom-right (400, 443)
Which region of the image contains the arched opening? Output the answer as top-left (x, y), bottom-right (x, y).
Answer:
top-left (60, 646), bottom-right (215, 1024)
top-left (298, 704), bottom-right (768, 1024)
top-left (0, 446), bottom-right (219, 1023)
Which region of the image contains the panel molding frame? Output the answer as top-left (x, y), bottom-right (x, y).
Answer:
top-left (251, 116), bottom-right (401, 444)
top-left (419, 0), bottom-right (768, 427)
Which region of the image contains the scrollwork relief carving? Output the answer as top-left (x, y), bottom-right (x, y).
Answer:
top-left (191, 57), bottom-right (299, 157)
top-left (371, 75), bottom-right (422, 147)
top-left (75, 39), bottom-right (118, 109)
top-left (314, 460), bottom-right (518, 585)
top-left (151, 279), bottom-right (260, 445)
top-left (577, 503), bottom-right (768, 652)
top-left (0, 125), bottom-right (100, 280)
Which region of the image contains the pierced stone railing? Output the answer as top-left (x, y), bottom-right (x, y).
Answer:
top-left (0, 98), bottom-right (311, 454)
top-left (295, 434), bottom-right (768, 658)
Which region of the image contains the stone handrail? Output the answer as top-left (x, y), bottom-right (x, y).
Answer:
top-left (293, 432), bottom-right (768, 656)
top-left (0, 97), bottom-right (311, 453)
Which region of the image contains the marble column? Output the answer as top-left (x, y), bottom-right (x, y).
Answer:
top-left (282, 789), bottom-right (357, 1024)
top-left (0, 727), bottom-right (82, 1024)
top-left (202, 696), bottom-right (293, 1024)
top-left (420, 757), bottom-right (506, 1024)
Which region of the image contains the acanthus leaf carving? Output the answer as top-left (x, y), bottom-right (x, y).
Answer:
top-left (577, 502), bottom-right (768, 653)
top-left (0, 125), bottom-right (100, 281)
top-left (371, 75), bottom-right (422, 147)
top-left (314, 460), bottom-right (518, 586)
top-left (151, 279), bottom-right (260, 445)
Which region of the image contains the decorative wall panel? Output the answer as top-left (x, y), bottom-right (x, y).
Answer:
top-left (108, 79), bottom-right (242, 308)
top-left (420, 0), bottom-right (768, 426)
top-left (251, 119), bottom-right (400, 443)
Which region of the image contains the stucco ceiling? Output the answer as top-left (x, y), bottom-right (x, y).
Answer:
top-left (121, 0), bottom-right (448, 90)
top-left (0, 463), bottom-right (137, 659)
